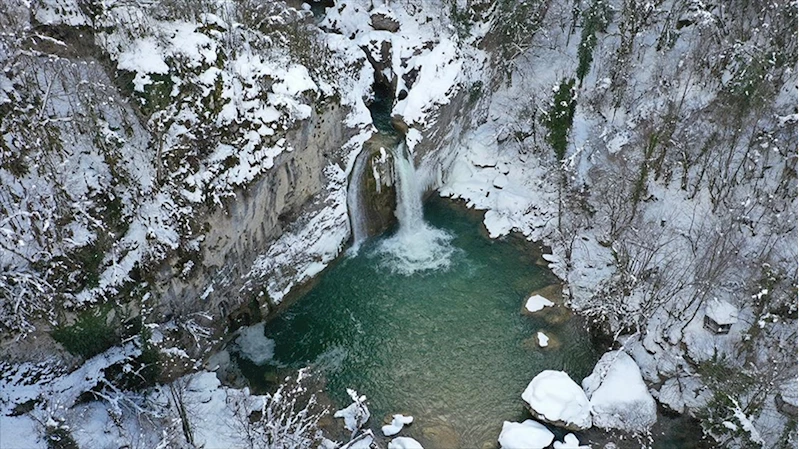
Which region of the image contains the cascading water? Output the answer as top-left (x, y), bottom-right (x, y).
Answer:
top-left (373, 142), bottom-right (454, 274)
top-left (347, 149), bottom-right (370, 254)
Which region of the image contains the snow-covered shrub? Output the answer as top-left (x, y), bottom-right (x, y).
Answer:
top-left (226, 369), bottom-right (328, 449)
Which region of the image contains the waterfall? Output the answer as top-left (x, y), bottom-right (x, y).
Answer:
top-left (374, 142), bottom-right (454, 275)
top-left (347, 149), bottom-right (370, 254)
top-left (392, 142), bottom-right (426, 236)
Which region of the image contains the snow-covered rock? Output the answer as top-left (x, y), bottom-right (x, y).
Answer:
top-left (582, 351), bottom-right (657, 432)
top-left (522, 370), bottom-right (592, 430)
top-left (656, 376), bottom-right (711, 414)
top-left (334, 389), bottom-right (371, 432)
top-left (553, 433), bottom-right (590, 448)
top-left (536, 332), bottom-right (550, 347)
top-left (524, 294), bottom-right (555, 313)
top-left (493, 174), bottom-right (509, 189)
top-left (382, 414), bottom-right (414, 436)
top-left (388, 436), bottom-right (424, 449)
top-left (340, 430), bottom-right (375, 449)
top-left (497, 420), bottom-right (554, 449)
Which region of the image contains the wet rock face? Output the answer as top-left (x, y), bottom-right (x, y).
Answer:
top-left (361, 135), bottom-right (399, 238)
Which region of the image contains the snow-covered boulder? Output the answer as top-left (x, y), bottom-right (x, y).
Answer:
top-left (705, 299), bottom-right (739, 326)
top-left (524, 294), bottom-right (555, 313)
top-left (334, 389), bottom-right (371, 433)
top-left (553, 433), bottom-right (590, 448)
top-left (536, 332), bottom-right (550, 347)
top-left (382, 414), bottom-right (414, 436)
top-left (521, 370), bottom-right (592, 430)
top-left (497, 420), bottom-right (554, 449)
top-left (388, 436), bottom-right (424, 449)
top-left (582, 351), bottom-right (657, 433)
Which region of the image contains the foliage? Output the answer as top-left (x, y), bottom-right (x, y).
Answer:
top-left (541, 78), bottom-right (577, 161)
top-left (51, 305), bottom-right (119, 359)
top-left (576, 0), bottom-right (611, 82)
top-left (44, 423), bottom-right (79, 449)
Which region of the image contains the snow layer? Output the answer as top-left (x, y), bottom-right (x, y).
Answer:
top-left (705, 299), bottom-right (739, 325)
top-left (388, 436), bottom-right (424, 449)
top-left (582, 351), bottom-right (657, 432)
top-left (522, 370), bottom-right (592, 430)
top-left (497, 420), bottom-right (555, 449)
top-left (525, 295), bottom-right (555, 313)
top-left (382, 414), bottom-right (414, 436)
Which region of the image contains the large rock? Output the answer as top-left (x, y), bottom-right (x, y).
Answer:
top-left (582, 351), bottom-right (657, 433)
top-left (521, 370), bottom-right (592, 431)
top-left (497, 420), bottom-right (554, 449)
top-left (370, 13), bottom-right (400, 32)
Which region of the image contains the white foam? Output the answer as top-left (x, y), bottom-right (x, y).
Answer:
top-left (374, 224), bottom-right (454, 275)
top-left (372, 142), bottom-right (454, 275)
top-left (235, 323), bottom-right (275, 365)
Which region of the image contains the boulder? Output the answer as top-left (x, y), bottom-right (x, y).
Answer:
top-left (497, 420), bottom-right (554, 449)
top-left (521, 370), bottom-right (592, 431)
top-left (371, 13), bottom-right (400, 32)
top-left (582, 351), bottom-right (657, 433)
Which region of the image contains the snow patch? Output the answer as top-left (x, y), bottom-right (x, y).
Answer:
top-left (388, 436), bottom-right (424, 449)
top-left (382, 414), bottom-right (414, 436)
top-left (525, 295), bottom-right (555, 313)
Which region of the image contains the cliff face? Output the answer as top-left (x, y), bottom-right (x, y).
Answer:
top-left (155, 99), bottom-right (355, 328)
top-left (0, 0), bottom-right (369, 354)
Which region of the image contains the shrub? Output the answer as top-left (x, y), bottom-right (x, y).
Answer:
top-left (51, 305), bottom-right (119, 359)
top-left (542, 78), bottom-right (577, 161)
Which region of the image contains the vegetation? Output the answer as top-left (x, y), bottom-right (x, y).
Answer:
top-left (51, 306), bottom-right (119, 359)
top-left (542, 78), bottom-right (577, 162)
top-left (576, 0), bottom-right (611, 83)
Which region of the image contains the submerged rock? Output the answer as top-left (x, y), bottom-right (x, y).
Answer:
top-left (582, 350), bottom-right (657, 433)
top-left (421, 421), bottom-right (460, 448)
top-left (522, 370), bottom-right (592, 431)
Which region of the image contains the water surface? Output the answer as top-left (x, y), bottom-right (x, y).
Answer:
top-left (245, 196), bottom-right (599, 447)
